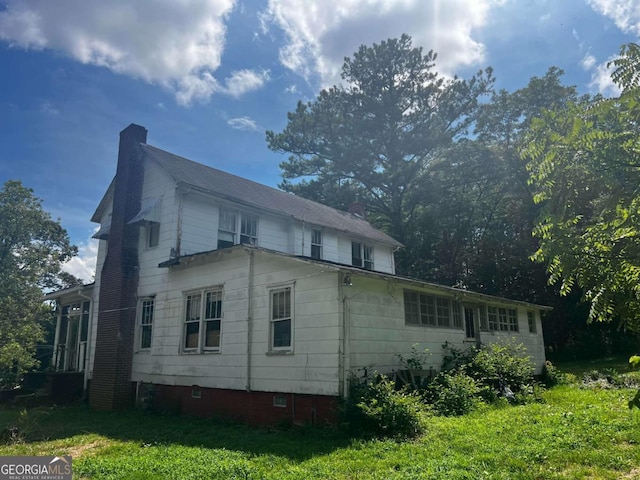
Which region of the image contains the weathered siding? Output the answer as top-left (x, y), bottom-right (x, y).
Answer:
top-left (131, 249), bottom-right (342, 396)
top-left (345, 275), bottom-right (547, 376)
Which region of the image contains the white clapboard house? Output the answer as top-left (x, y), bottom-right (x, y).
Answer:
top-left (45, 124), bottom-right (550, 424)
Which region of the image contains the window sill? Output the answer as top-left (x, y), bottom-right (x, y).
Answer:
top-left (181, 349), bottom-right (221, 355)
top-left (266, 350), bottom-right (294, 356)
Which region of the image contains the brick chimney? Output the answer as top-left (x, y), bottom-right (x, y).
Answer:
top-left (90, 124), bottom-right (147, 410)
top-left (348, 202), bottom-right (366, 219)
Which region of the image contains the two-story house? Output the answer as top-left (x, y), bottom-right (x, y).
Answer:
top-left (45, 124), bottom-right (550, 425)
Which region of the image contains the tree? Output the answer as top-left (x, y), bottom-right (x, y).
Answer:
top-left (523, 43), bottom-right (640, 330)
top-left (0, 180), bottom-right (77, 388)
top-left (267, 34), bottom-right (494, 275)
top-left (416, 68), bottom-right (581, 296)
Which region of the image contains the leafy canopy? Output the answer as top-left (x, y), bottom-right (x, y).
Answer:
top-left (267, 34), bottom-right (493, 275)
top-left (523, 42), bottom-right (640, 329)
top-left (0, 180), bottom-right (78, 388)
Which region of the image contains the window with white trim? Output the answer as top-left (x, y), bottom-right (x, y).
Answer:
top-left (183, 288), bottom-right (223, 352)
top-left (527, 310), bottom-right (537, 333)
top-left (147, 223), bottom-right (160, 248)
top-left (403, 290), bottom-right (462, 329)
top-left (218, 208), bottom-right (257, 248)
top-left (311, 229), bottom-right (322, 259)
top-left (487, 306), bottom-right (518, 332)
top-left (479, 305), bottom-right (489, 331)
top-left (270, 286), bottom-right (293, 350)
top-left (139, 298), bottom-right (154, 350)
top-left (352, 242), bottom-right (374, 270)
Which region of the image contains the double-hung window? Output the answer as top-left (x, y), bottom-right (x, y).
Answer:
top-left (218, 208), bottom-right (258, 248)
top-left (352, 242), bottom-right (374, 270)
top-left (311, 229), bottom-right (322, 259)
top-left (183, 288), bottom-right (223, 352)
top-left (139, 298), bottom-right (154, 350)
top-left (218, 210), bottom-right (237, 248)
top-left (270, 286), bottom-right (293, 351)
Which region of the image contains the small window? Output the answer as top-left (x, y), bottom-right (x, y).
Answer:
top-left (139, 298), bottom-right (154, 350)
top-left (527, 311), bottom-right (537, 333)
top-left (183, 288), bottom-right (223, 352)
top-left (273, 395), bottom-right (287, 407)
top-left (148, 223), bottom-right (160, 248)
top-left (218, 209), bottom-right (237, 249)
top-left (363, 245), bottom-right (374, 270)
top-left (311, 229), bottom-right (322, 259)
top-left (270, 286), bottom-right (292, 350)
top-left (240, 215), bottom-right (258, 245)
top-left (352, 242), bottom-right (374, 270)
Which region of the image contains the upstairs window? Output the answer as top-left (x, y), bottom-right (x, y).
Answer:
top-left (218, 210), bottom-right (237, 248)
top-left (218, 209), bottom-right (258, 248)
top-left (240, 215), bottom-right (257, 245)
top-left (352, 242), bottom-right (374, 270)
top-left (311, 229), bottom-right (322, 259)
top-left (147, 223), bottom-right (160, 248)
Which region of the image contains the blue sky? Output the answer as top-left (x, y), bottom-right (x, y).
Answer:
top-left (0, 0), bottom-right (638, 281)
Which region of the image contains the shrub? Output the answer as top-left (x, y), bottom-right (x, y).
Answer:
top-left (427, 371), bottom-right (481, 416)
top-left (464, 341), bottom-right (535, 397)
top-left (441, 342), bottom-right (477, 371)
top-left (342, 373), bottom-right (426, 439)
top-left (541, 360), bottom-right (571, 387)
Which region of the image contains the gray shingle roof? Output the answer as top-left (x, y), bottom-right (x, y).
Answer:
top-left (142, 144), bottom-right (402, 247)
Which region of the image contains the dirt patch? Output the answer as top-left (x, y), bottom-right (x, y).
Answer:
top-left (67, 439), bottom-right (107, 458)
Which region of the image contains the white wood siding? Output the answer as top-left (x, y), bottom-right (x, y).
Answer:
top-left (131, 249), bottom-right (342, 396)
top-left (345, 275), bottom-right (547, 376)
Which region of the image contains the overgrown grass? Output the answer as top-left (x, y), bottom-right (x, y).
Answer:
top-left (1, 385), bottom-right (640, 478)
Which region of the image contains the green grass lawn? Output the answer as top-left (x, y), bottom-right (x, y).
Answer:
top-left (1, 384), bottom-right (640, 479)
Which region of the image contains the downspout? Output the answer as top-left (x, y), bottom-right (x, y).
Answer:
top-left (245, 249), bottom-right (254, 391)
top-left (339, 272), bottom-right (351, 399)
top-left (175, 189), bottom-right (184, 257)
top-left (78, 288), bottom-right (93, 394)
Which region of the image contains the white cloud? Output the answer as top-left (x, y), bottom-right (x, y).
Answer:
top-left (227, 116), bottom-right (261, 131)
top-left (580, 53), bottom-right (597, 70)
top-left (62, 238), bottom-right (98, 284)
top-left (261, 0), bottom-right (499, 87)
top-left (588, 57), bottom-right (621, 97)
top-left (0, 0), bottom-right (267, 105)
top-left (587, 0), bottom-right (640, 35)
top-left (223, 69), bottom-right (270, 98)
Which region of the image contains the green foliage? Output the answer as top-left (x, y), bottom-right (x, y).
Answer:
top-left (541, 360), bottom-right (571, 387)
top-left (427, 371), bottom-right (481, 416)
top-left (0, 180), bottom-right (77, 388)
top-left (342, 373), bottom-right (426, 439)
top-left (523, 41), bottom-right (640, 330)
top-left (267, 34), bottom-right (493, 276)
top-left (2, 384), bottom-right (640, 479)
top-left (629, 355), bottom-right (640, 370)
top-left (462, 341), bottom-right (535, 395)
